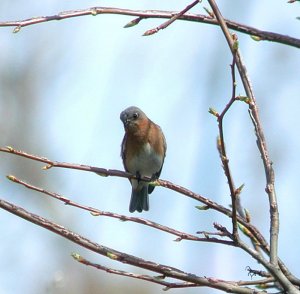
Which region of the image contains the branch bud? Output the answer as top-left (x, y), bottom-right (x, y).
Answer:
top-left (143, 28), bottom-right (158, 36)
top-left (90, 8), bottom-right (98, 16)
top-left (96, 172), bottom-right (108, 177)
top-left (250, 35), bottom-right (262, 42)
top-left (13, 26), bottom-right (21, 33)
top-left (71, 252), bottom-right (84, 262)
top-left (237, 95), bottom-right (251, 104)
top-left (208, 107), bottom-right (219, 117)
top-left (124, 17), bottom-right (142, 28)
top-left (232, 34), bottom-right (239, 51)
top-left (244, 208), bottom-right (251, 223)
top-left (203, 7), bottom-right (214, 18)
top-left (5, 146), bottom-right (14, 152)
top-left (90, 211), bottom-right (101, 216)
top-left (7, 175), bottom-right (16, 182)
top-left (235, 183), bottom-right (245, 195)
top-left (107, 252), bottom-right (118, 260)
top-left (195, 205), bottom-right (209, 210)
top-left (42, 164), bottom-right (53, 170)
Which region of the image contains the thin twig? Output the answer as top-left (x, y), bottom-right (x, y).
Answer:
top-left (0, 146), bottom-right (271, 248)
top-left (143, 0), bottom-right (200, 36)
top-left (215, 53), bottom-right (239, 241)
top-left (2, 146), bottom-right (300, 287)
top-left (0, 7), bottom-right (299, 48)
top-left (7, 174), bottom-right (235, 246)
top-left (248, 110), bottom-right (279, 263)
top-left (73, 253), bottom-right (276, 290)
top-left (206, 2), bottom-right (297, 292)
top-left (237, 277), bottom-right (275, 287)
top-left (0, 146), bottom-right (279, 257)
top-left (0, 198), bottom-right (265, 294)
top-left (213, 223), bottom-right (293, 293)
top-left (196, 230), bottom-right (228, 237)
top-left (72, 253), bottom-right (199, 290)
top-left (207, 0), bottom-right (279, 267)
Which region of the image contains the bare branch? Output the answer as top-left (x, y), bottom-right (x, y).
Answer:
top-left (73, 253), bottom-right (276, 290)
top-left (0, 3), bottom-right (299, 293)
top-left (207, 0), bottom-right (280, 265)
top-left (215, 53), bottom-right (240, 241)
top-left (206, 1), bottom-right (297, 292)
top-left (0, 198), bottom-right (265, 294)
top-left (143, 0), bottom-right (200, 36)
top-left (2, 146), bottom-right (299, 288)
top-left (7, 174), bottom-right (235, 245)
top-left (213, 223), bottom-right (297, 293)
top-left (0, 146), bottom-right (271, 249)
top-left (72, 253), bottom-right (199, 290)
top-left (0, 6), bottom-right (299, 48)
top-left (0, 146), bottom-right (130, 179)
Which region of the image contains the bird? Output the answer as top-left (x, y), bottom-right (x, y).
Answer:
top-left (120, 106), bottom-right (167, 213)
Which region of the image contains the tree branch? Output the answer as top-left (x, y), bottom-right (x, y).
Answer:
top-left (0, 198), bottom-right (265, 294)
top-left (143, 0), bottom-right (200, 36)
top-left (72, 253), bottom-right (199, 290)
top-left (0, 3), bottom-right (299, 293)
top-left (0, 6), bottom-right (299, 48)
top-left (213, 224), bottom-right (296, 293)
top-left (73, 253), bottom-right (277, 290)
top-left (208, 0), bottom-right (280, 266)
top-left (7, 174), bottom-right (234, 246)
top-left (0, 146), bottom-right (271, 249)
top-left (206, 1), bottom-right (297, 293)
top-left (2, 146), bottom-right (299, 288)
top-left (215, 53), bottom-right (240, 241)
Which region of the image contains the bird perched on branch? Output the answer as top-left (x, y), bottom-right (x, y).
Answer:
top-left (120, 106), bottom-right (166, 213)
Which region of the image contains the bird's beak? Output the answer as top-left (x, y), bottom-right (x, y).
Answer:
top-left (120, 112), bottom-right (128, 125)
top-left (124, 118), bottom-right (130, 126)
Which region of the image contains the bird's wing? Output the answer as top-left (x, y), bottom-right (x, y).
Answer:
top-left (121, 133), bottom-right (129, 172)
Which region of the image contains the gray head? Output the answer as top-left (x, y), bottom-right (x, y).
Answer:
top-left (120, 106), bottom-right (147, 128)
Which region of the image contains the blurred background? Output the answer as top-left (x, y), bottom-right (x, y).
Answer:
top-left (0, 1), bottom-right (300, 293)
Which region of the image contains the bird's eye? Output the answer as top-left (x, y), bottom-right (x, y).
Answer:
top-left (132, 112), bottom-right (139, 120)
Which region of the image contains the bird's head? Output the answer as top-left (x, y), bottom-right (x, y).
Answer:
top-left (120, 106), bottom-right (147, 131)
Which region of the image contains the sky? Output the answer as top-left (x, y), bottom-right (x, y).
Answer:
top-left (0, 1), bottom-right (300, 294)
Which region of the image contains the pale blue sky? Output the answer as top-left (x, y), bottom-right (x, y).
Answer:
top-left (1, 1), bottom-right (300, 294)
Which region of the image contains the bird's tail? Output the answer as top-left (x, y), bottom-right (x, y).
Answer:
top-left (129, 185), bottom-right (149, 213)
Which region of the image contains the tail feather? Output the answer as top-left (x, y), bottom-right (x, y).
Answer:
top-left (129, 185), bottom-right (149, 213)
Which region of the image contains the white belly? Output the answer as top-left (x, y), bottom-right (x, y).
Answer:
top-left (127, 142), bottom-right (163, 177)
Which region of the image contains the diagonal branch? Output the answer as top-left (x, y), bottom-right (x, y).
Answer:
top-left (213, 224), bottom-right (298, 293)
top-left (2, 145), bottom-right (299, 287)
top-left (143, 0), bottom-right (200, 36)
top-left (0, 6), bottom-right (299, 48)
top-left (0, 198), bottom-right (264, 294)
top-left (0, 146), bottom-right (275, 252)
top-left (7, 174), bottom-right (234, 246)
top-left (72, 253), bottom-right (199, 290)
top-left (0, 146), bottom-right (271, 249)
top-left (73, 253), bottom-right (277, 290)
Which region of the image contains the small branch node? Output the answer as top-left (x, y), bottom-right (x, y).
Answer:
top-left (208, 107), bottom-right (219, 117)
top-left (124, 17), bottom-right (142, 28)
top-left (107, 252), bottom-right (119, 260)
top-left (6, 175), bottom-right (17, 182)
top-left (90, 8), bottom-right (98, 16)
top-left (13, 26), bottom-right (21, 33)
top-left (42, 164), bottom-right (53, 170)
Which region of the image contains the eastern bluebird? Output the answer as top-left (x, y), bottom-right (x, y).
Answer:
top-left (120, 106), bottom-right (167, 213)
